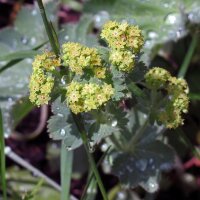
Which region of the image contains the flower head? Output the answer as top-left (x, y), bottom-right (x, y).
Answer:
top-left (145, 67), bottom-right (171, 89)
top-left (101, 21), bottom-right (144, 53)
top-left (29, 52), bottom-right (59, 106)
top-left (62, 42), bottom-right (102, 75)
top-left (145, 67), bottom-right (189, 129)
top-left (109, 50), bottom-right (135, 72)
top-left (66, 81), bottom-right (114, 114)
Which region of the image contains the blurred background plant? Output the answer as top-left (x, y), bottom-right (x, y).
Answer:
top-left (0, 0), bottom-right (200, 199)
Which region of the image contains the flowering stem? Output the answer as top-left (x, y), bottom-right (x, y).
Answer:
top-left (72, 113), bottom-right (108, 200)
top-left (178, 35), bottom-right (198, 78)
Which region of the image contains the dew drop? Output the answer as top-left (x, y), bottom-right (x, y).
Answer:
top-left (117, 191), bottom-right (127, 200)
top-left (31, 9), bottom-right (37, 16)
top-left (4, 146), bottom-right (11, 154)
top-left (94, 11), bottom-right (110, 28)
top-left (61, 75), bottom-right (67, 85)
top-left (102, 159), bottom-right (111, 174)
top-left (88, 141), bottom-right (95, 153)
top-left (26, 58), bottom-right (33, 64)
top-left (57, 113), bottom-right (64, 117)
top-left (21, 36), bottom-right (29, 44)
top-left (135, 159), bottom-right (148, 171)
top-left (60, 129), bottom-right (66, 136)
top-left (126, 165), bottom-right (133, 172)
top-left (64, 35), bottom-right (69, 41)
top-left (30, 37), bottom-right (36, 46)
top-left (165, 13), bottom-right (179, 25)
top-left (111, 119), bottom-right (118, 127)
top-left (148, 31), bottom-right (158, 39)
top-left (101, 143), bottom-right (108, 152)
top-left (67, 146), bottom-right (72, 151)
top-left (149, 158), bottom-right (154, 164)
top-left (147, 177), bottom-right (159, 193)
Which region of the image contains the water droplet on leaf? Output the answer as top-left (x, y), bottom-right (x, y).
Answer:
top-left (146, 177), bottom-right (159, 193)
top-left (64, 35), bottom-right (69, 41)
top-left (30, 37), bottom-right (36, 46)
top-left (94, 11), bottom-right (110, 28)
top-left (31, 9), bottom-right (37, 16)
top-left (60, 129), bottom-right (66, 136)
top-left (111, 119), bottom-right (118, 127)
top-left (21, 36), bottom-right (29, 44)
top-left (117, 191), bottom-right (127, 200)
top-left (135, 159), bottom-right (148, 171)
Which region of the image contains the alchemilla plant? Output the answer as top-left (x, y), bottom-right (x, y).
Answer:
top-left (29, 20), bottom-right (189, 195)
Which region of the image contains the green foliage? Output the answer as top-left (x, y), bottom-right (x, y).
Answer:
top-left (0, 1), bottom-right (58, 137)
top-left (112, 140), bottom-right (174, 192)
top-left (84, 0), bottom-right (200, 64)
top-left (59, 14), bottom-right (98, 47)
top-left (47, 98), bottom-right (82, 150)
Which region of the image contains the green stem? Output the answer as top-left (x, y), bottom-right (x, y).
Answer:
top-left (178, 35), bottom-right (198, 78)
top-left (36, 0), bottom-right (60, 56)
top-left (61, 141), bottom-right (73, 200)
top-left (127, 117), bottom-right (149, 150)
top-left (127, 89), bottom-right (157, 150)
top-left (0, 109), bottom-right (7, 200)
top-left (81, 147), bottom-right (111, 200)
top-left (72, 113), bottom-right (108, 200)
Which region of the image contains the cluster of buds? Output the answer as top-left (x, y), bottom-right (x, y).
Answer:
top-left (145, 67), bottom-right (189, 129)
top-left (101, 21), bottom-right (144, 72)
top-left (66, 81), bottom-right (114, 114)
top-left (29, 52), bottom-right (60, 106)
top-left (62, 42), bottom-right (106, 79)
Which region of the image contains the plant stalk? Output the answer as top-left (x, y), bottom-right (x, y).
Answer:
top-left (72, 113), bottom-right (108, 200)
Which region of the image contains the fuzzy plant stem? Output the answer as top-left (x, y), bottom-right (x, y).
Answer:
top-left (72, 113), bottom-right (108, 200)
top-left (178, 35), bottom-right (198, 78)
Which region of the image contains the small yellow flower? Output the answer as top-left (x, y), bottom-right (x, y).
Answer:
top-left (93, 67), bottom-right (106, 79)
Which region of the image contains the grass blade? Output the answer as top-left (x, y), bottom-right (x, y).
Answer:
top-left (0, 108), bottom-right (7, 200)
top-left (61, 141), bottom-right (73, 200)
top-left (178, 35), bottom-right (198, 78)
top-left (37, 0), bottom-right (60, 56)
top-left (0, 41), bottom-right (48, 74)
top-left (0, 50), bottom-right (39, 62)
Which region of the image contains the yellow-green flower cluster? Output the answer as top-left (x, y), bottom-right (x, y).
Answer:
top-left (32, 51), bottom-right (60, 71)
top-left (109, 50), bottom-right (135, 72)
top-left (145, 67), bottom-right (171, 89)
top-left (101, 21), bottom-right (144, 52)
top-left (62, 42), bottom-right (106, 79)
top-left (66, 81), bottom-right (114, 114)
top-left (101, 21), bottom-right (144, 72)
top-left (145, 67), bottom-right (189, 129)
top-left (29, 52), bottom-right (60, 106)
